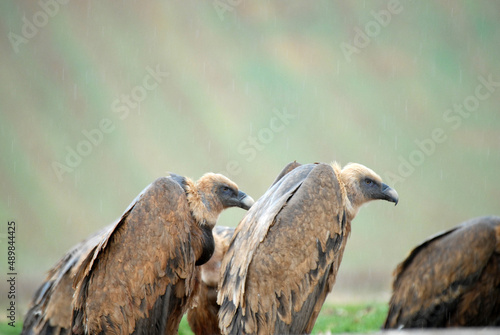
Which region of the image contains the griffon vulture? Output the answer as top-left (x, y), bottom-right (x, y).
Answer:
top-left (384, 216), bottom-right (500, 328)
top-left (187, 163), bottom-right (303, 335)
top-left (217, 161), bottom-right (399, 334)
top-left (21, 226), bottom-right (111, 335)
top-left (66, 172), bottom-right (253, 335)
top-left (187, 226), bottom-right (235, 335)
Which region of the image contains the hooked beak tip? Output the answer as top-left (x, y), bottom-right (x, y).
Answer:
top-left (382, 184), bottom-right (399, 206)
top-left (390, 192), bottom-right (399, 206)
top-left (239, 193), bottom-right (255, 210)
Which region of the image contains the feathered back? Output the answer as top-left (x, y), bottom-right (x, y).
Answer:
top-left (218, 163), bottom-right (348, 334)
top-left (21, 225), bottom-right (110, 335)
top-left (384, 216), bottom-right (500, 328)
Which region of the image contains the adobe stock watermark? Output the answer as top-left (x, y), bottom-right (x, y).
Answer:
top-left (220, 108), bottom-right (295, 177)
top-left (340, 0), bottom-right (403, 63)
top-left (8, 0), bottom-right (71, 54)
top-left (384, 74), bottom-right (500, 186)
top-left (213, 0), bottom-right (243, 21)
top-left (51, 65), bottom-right (169, 182)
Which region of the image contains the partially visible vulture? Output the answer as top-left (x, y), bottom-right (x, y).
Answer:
top-left (21, 225), bottom-right (111, 335)
top-left (61, 172), bottom-right (252, 335)
top-left (186, 164), bottom-right (302, 335)
top-left (217, 161), bottom-right (399, 334)
top-left (384, 216), bottom-right (500, 329)
top-left (187, 226), bottom-right (235, 335)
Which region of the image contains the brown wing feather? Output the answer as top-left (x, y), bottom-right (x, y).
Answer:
top-left (188, 226), bottom-right (235, 335)
top-left (218, 164), bottom-right (318, 322)
top-left (270, 161), bottom-right (302, 186)
top-left (218, 163), bottom-right (348, 334)
top-left (21, 226), bottom-right (109, 335)
top-left (72, 176), bottom-right (201, 335)
top-left (450, 250), bottom-right (500, 326)
top-left (384, 216), bottom-right (500, 328)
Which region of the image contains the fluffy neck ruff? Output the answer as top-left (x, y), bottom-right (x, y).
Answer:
top-left (330, 162), bottom-right (354, 221)
top-left (339, 162), bottom-right (382, 221)
top-left (184, 176), bottom-right (222, 228)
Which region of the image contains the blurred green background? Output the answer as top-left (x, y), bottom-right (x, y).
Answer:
top-left (1, 0), bottom-right (499, 319)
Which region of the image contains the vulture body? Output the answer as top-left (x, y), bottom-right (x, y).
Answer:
top-left (21, 225), bottom-right (111, 335)
top-left (187, 226), bottom-right (235, 335)
top-left (22, 172), bottom-right (252, 335)
top-left (71, 173), bottom-right (253, 335)
top-left (384, 216), bottom-right (500, 329)
top-left (217, 161), bottom-right (399, 335)
top-left (186, 165), bottom-right (301, 335)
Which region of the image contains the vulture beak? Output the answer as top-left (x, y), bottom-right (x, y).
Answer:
top-left (237, 191), bottom-right (255, 210)
top-left (381, 183), bottom-right (399, 205)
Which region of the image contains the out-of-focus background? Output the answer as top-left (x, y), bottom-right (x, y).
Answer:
top-left (1, 0), bottom-right (499, 316)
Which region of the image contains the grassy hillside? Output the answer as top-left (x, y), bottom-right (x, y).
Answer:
top-left (1, 1), bottom-right (499, 317)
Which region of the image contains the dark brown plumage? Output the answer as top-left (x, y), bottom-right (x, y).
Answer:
top-left (217, 161), bottom-right (398, 335)
top-left (384, 216), bottom-right (500, 329)
top-left (21, 226), bottom-right (111, 335)
top-left (70, 173), bottom-right (253, 335)
top-left (22, 172), bottom-right (252, 335)
top-left (187, 226), bottom-right (235, 335)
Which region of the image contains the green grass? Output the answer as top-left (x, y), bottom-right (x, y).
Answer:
top-left (0, 320), bottom-right (22, 335)
top-left (179, 316), bottom-right (194, 335)
top-left (311, 302), bottom-right (388, 334)
top-left (5, 302), bottom-right (386, 334)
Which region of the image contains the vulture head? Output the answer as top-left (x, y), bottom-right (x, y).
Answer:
top-left (173, 172), bottom-right (255, 228)
top-left (340, 162), bottom-right (399, 219)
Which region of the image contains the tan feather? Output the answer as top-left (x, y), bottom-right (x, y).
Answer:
top-left (218, 161), bottom-right (398, 334)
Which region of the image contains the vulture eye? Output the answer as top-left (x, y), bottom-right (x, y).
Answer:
top-left (221, 186), bottom-right (234, 196)
top-left (365, 178), bottom-right (373, 185)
